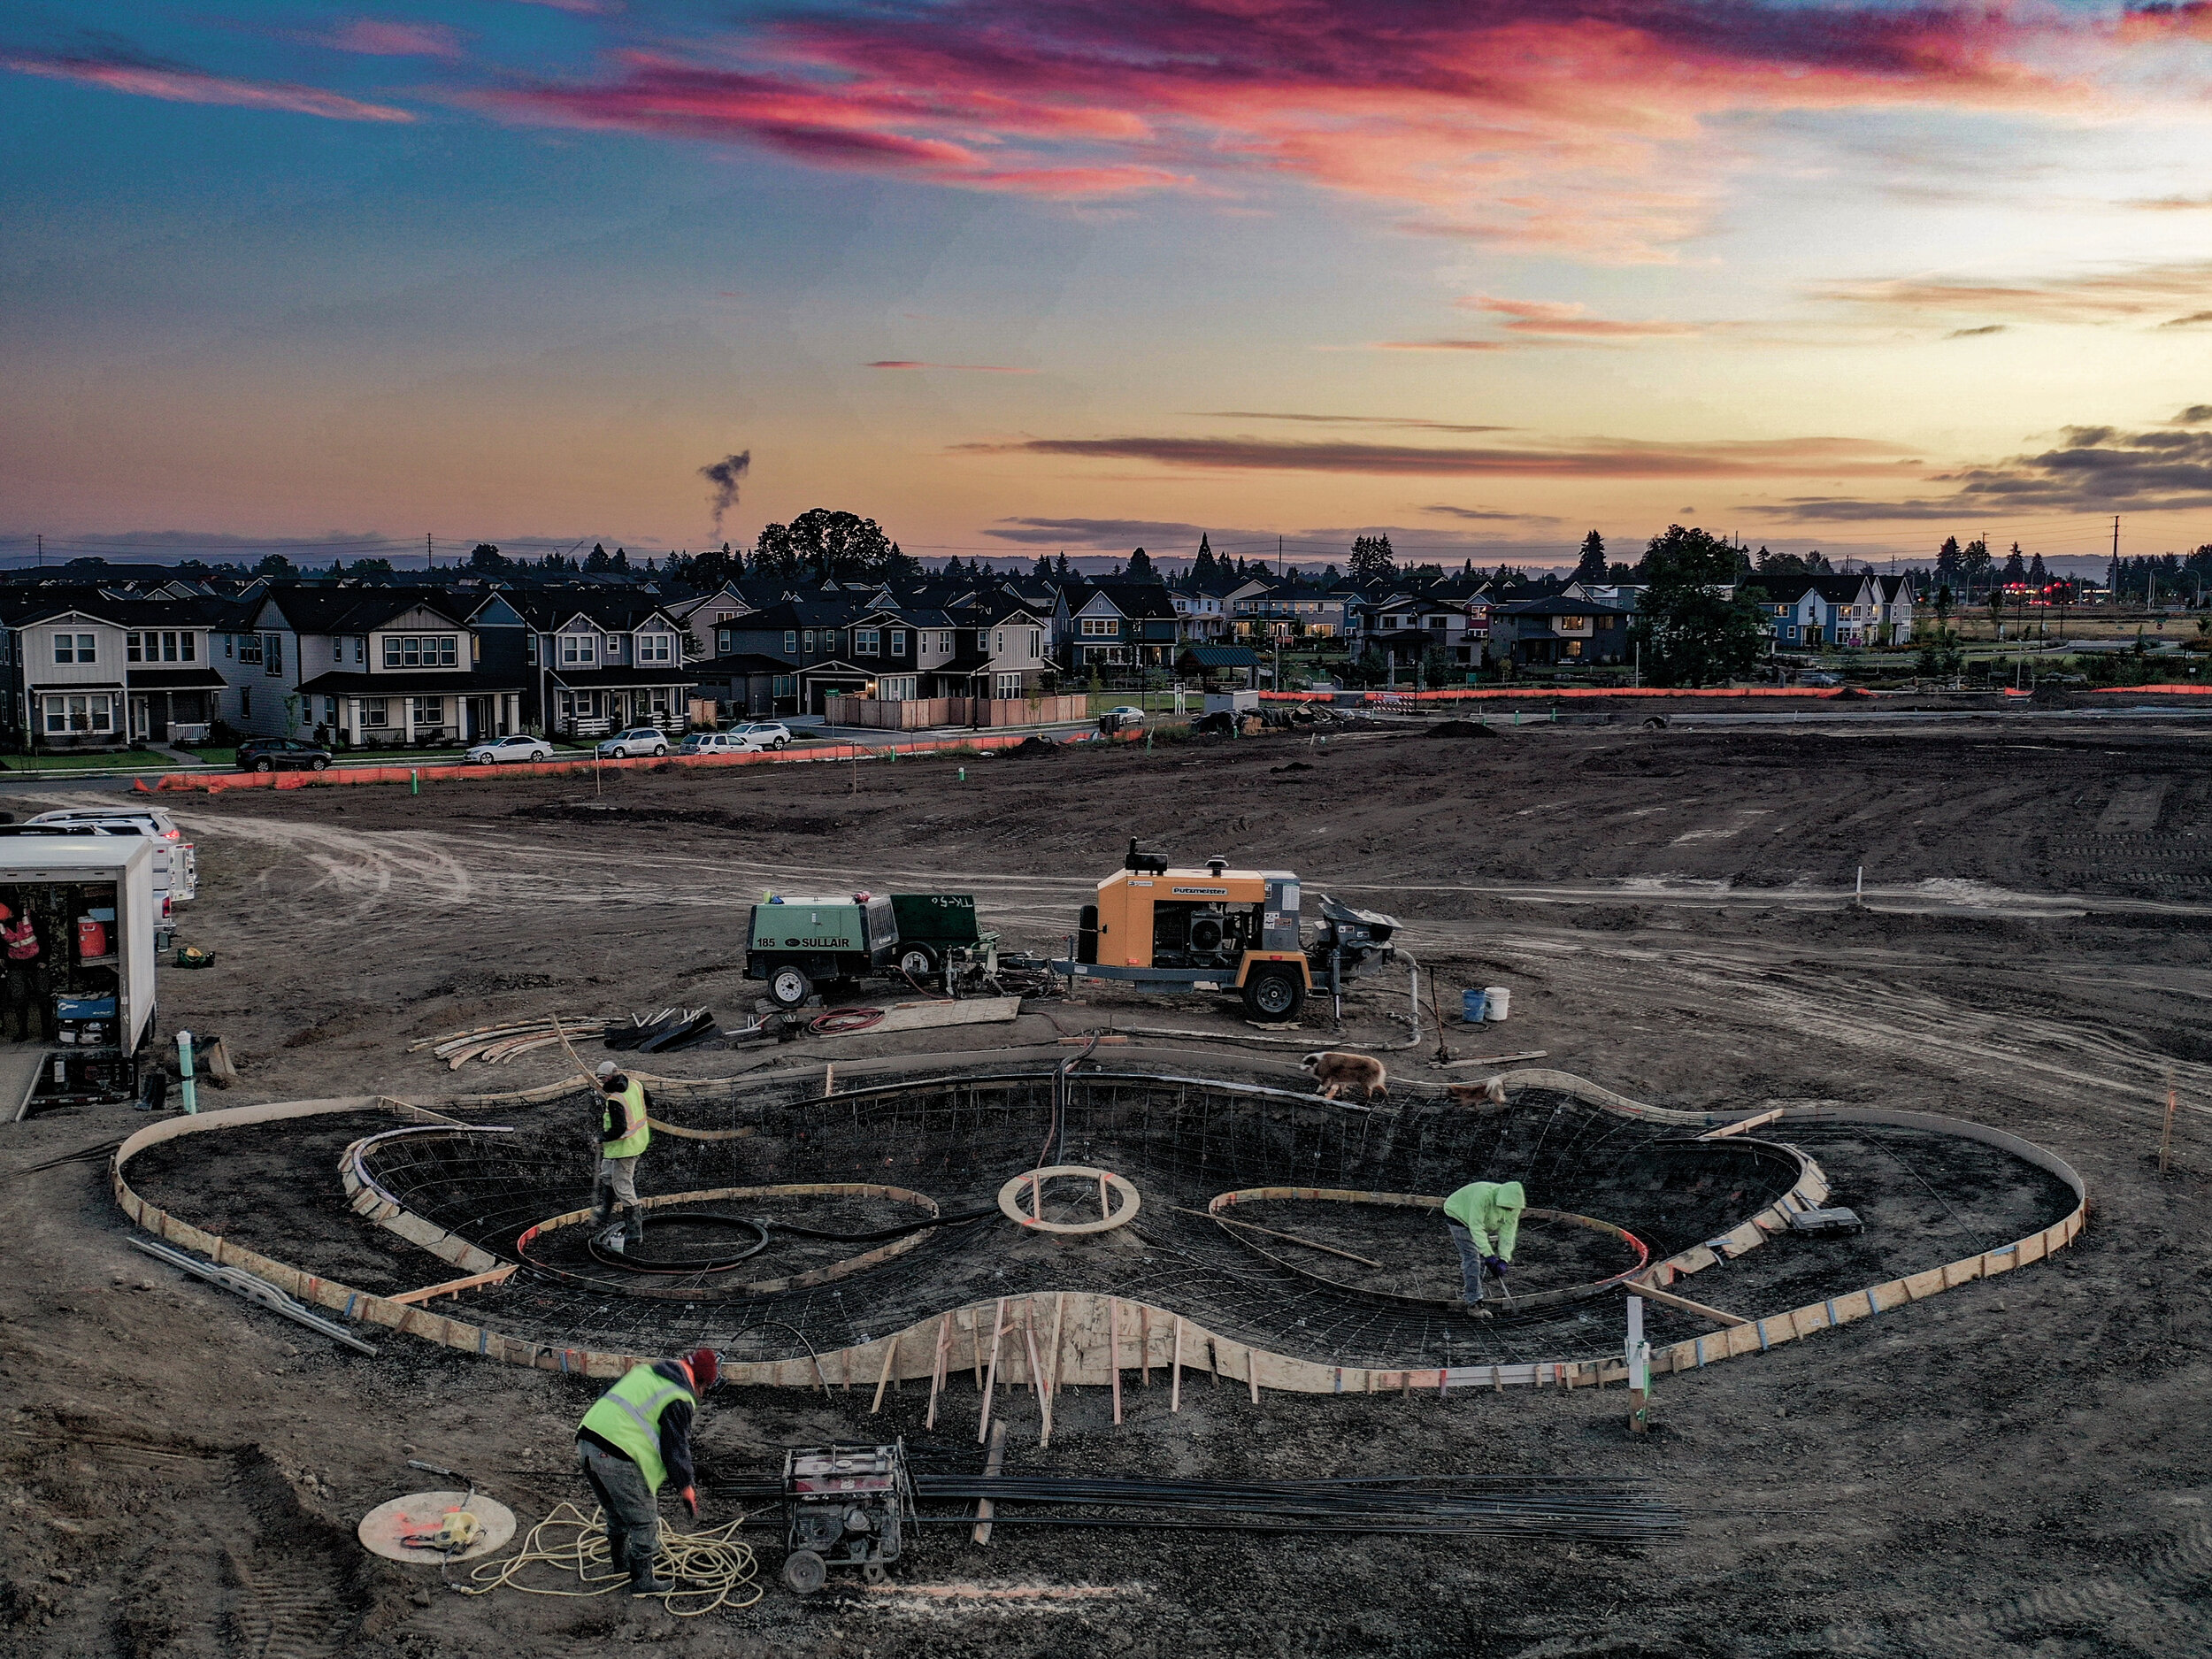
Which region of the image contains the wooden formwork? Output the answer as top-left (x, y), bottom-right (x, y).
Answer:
top-left (108, 1085), bottom-right (2087, 1395)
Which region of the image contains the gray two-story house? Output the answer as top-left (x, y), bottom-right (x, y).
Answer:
top-left (518, 595), bottom-right (692, 738)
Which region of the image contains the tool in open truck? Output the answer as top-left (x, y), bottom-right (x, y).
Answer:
top-left (743, 890), bottom-right (1005, 1010)
top-left (1051, 840), bottom-right (1401, 1022)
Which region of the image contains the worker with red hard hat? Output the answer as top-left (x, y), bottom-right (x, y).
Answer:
top-left (0, 901), bottom-right (47, 1044)
top-left (575, 1347), bottom-right (718, 1596)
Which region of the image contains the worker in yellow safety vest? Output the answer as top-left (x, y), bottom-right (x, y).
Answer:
top-left (591, 1062), bottom-right (651, 1254)
top-left (576, 1347), bottom-right (718, 1594)
top-left (1441, 1179), bottom-right (1525, 1308)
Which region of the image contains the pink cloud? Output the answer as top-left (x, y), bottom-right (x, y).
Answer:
top-left (957, 433), bottom-right (1916, 478)
top-left (470, 1), bottom-right (2132, 254)
top-left (3, 52), bottom-right (415, 122)
top-left (867, 359), bottom-right (1035, 372)
top-left (326, 19), bottom-right (466, 60)
top-left (1460, 296), bottom-right (1702, 337)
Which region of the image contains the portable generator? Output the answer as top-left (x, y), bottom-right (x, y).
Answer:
top-left (779, 1440), bottom-right (916, 1594)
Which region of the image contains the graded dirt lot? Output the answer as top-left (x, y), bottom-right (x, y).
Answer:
top-left (4, 711), bottom-right (2209, 1657)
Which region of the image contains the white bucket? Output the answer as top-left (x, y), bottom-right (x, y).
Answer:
top-left (1483, 986), bottom-right (1511, 1021)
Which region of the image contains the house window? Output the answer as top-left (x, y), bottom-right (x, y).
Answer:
top-left (354, 638), bottom-right (365, 664)
top-left (42, 693), bottom-right (107, 733)
top-left (238, 634), bottom-right (261, 665)
top-left (321, 696), bottom-right (339, 725)
top-left (1079, 618), bottom-right (1118, 636)
top-left (127, 633), bottom-right (142, 662)
top-left (388, 634), bottom-right (461, 668)
top-left (221, 634), bottom-right (234, 659)
top-left (938, 632), bottom-right (953, 652)
top-left (411, 696), bottom-right (443, 727)
top-left (781, 630), bottom-right (797, 653)
top-left (1567, 640), bottom-right (1583, 657)
top-left (365, 699), bottom-right (389, 727)
top-left (265, 634), bottom-right (283, 675)
top-left (879, 676), bottom-right (917, 702)
top-left (1381, 617), bottom-right (1399, 630)
top-left (526, 635), bottom-right (538, 664)
top-left (995, 631), bottom-right (1005, 654)
top-left (553, 634), bottom-right (596, 668)
top-left (890, 629), bottom-right (908, 655)
top-left (52, 633), bottom-right (95, 664)
top-left (1030, 630), bottom-right (1041, 657)
top-left (772, 675), bottom-right (796, 699)
top-left (995, 672), bottom-right (1020, 698)
top-left (803, 630), bottom-right (817, 654)
top-left (856, 629), bottom-right (880, 655)
top-left (637, 633), bottom-right (674, 664)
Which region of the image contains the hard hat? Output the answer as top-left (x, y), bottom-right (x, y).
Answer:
top-left (0, 904), bottom-right (12, 920)
top-left (595, 1060), bottom-right (618, 1079)
top-left (687, 1348), bottom-right (721, 1393)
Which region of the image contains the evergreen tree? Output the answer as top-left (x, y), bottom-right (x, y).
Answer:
top-left (1349, 534), bottom-right (1396, 586)
top-left (2027, 551), bottom-right (2048, 590)
top-left (1572, 530), bottom-right (1607, 584)
top-left (1033, 556), bottom-right (1052, 580)
top-left (2001, 541), bottom-right (2027, 587)
top-left (612, 547), bottom-right (630, 574)
top-left (1126, 546), bottom-right (1155, 580)
top-left (1054, 552), bottom-right (1071, 578)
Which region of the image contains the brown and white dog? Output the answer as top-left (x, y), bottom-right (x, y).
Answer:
top-left (1301, 1050), bottom-right (1387, 1102)
top-left (1446, 1075), bottom-right (1509, 1107)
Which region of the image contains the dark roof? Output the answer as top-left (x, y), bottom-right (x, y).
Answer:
top-left (296, 669), bottom-right (526, 695)
top-left (1494, 596), bottom-right (1632, 618)
top-left (515, 595), bottom-right (679, 630)
top-left (259, 587), bottom-right (472, 635)
top-left (1080, 581), bottom-right (1178, 620)
top-left (1179, 645), bottom-right (1262, 666)
top-left (688, 652), bottom-right (793, 679)
top-left (126, 668), bottom-right (230, 690)
top-left (0, 588), bottom-right (250, 628)
top-left (541, 665), bottom-right (693, 688)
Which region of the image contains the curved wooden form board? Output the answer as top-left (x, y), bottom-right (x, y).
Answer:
top-left (108, 1081), bottom-right (2087, 1394)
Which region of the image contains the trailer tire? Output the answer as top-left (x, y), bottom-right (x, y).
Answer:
top-left (1241, 968), bottom-right (1305, 1022)
top-left (767, 965), bottom-right (813, 1010)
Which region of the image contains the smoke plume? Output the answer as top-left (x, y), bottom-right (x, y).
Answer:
top-left (700, 450), bottom-right (751, 534)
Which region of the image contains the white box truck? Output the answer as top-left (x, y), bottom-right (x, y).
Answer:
top-left (0, 838), bottom-right (162, 1117)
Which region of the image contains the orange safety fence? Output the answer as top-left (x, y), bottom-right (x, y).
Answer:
top-left (1259, 686), bottom-right (1847, 703)
top-left (155, 726), bottom-right (1127, 794)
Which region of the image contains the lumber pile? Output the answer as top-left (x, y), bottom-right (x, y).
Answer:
top-left (410, 1017), bottom-right (610, 1071)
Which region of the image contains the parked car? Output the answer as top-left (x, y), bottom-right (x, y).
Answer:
top-left (236, 736), bottom-right (332, 772)
top-left (727, 721), bottom-right (793, 751)
top-left (1797, 672), bottom-right (1842, 688)
top-left (0, 821), bottom-right (188, 918)
top-left (1103, 705), bottom-right (1148, 723)
top-left (596, 728), bottom-right (670, 759)
top-left (465, 734), bottom-right (555, 764)
top-left (679, 732), bottom-right (745, 757)
top-left (23, 809), bottom-right (196, 905)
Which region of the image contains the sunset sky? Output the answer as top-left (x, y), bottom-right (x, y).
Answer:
top-left (7, 1), bottom-right (2212, 571)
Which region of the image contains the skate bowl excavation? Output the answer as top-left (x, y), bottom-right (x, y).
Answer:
top-left (110, 1063), bottom-right (2085, 1399)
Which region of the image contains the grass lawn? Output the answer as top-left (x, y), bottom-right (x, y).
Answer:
top-left (0, 749), bottom-right (181, 772)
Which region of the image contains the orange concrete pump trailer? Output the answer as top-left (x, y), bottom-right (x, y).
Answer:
top-left (1053, 841), bottom-right (1401, 1021)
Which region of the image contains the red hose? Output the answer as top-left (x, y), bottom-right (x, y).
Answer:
top-left (810, 1006), bottom-right (885, 1035)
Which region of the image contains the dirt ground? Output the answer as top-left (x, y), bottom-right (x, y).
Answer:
top-left (4, 710), bottom-right (2210, 1657)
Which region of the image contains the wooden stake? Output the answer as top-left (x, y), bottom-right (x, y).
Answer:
top-left (824, 1063), bottom-right (835, 1096)
top-left (871, 1333), bottom-right (899, 1414)
top-left (1246, 1345), bottom-right (1261, 1405)
top-left (2161, 1077), bottom-right (2178, 1173)
top-left (978, 1297), bottom-right (1008, 1443)
top-left (1023, 1302), bottom-right (1051, 1444)
top-left (1170, 1318), bottom-right (1184, 1413)
top-left (1140, 1305), bottom-right (1152, 1386)
top-left (1108, 1296), bottom-right (1124, 1425)
top-left (1048, 1293), bottom-right (1067, 1397)
top-left (925, 1314), bottom-right (952, 1430)
top-left (1208, 1338), bottom-right (1220, 1386)
top-left (972, 1419), bottom-right (1007, 1545)
top-left (972, 1307), bottom-right (985, 1389)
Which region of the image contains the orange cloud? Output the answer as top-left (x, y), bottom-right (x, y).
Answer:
top-left (957, 433), bottom-right (1916, 478)
top-left (1458, 296), bottom-right (1702, 338)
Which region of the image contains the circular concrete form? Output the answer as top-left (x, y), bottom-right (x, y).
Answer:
top-left (999, 1165), bottom-right (1141, 1235)
top-left (357, 1490), bottom-right (516, 1566)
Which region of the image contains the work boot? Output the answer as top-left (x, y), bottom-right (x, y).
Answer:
top-left (629, 1557), bottom-right (674, 1596)
top-left (621, 1203), bottom-right (644, 1251)
top-left (589, 1177), bottom-right (616, 1230)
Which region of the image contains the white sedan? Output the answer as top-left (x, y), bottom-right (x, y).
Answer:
top-left (1104, 705), bottom-right (1148, 723)
top-left (727, 722), bottom-right (793, 751)
top-left (465, 734), bottom-right (555, 764)
top-left (596, 727), bottom-right (671, 759)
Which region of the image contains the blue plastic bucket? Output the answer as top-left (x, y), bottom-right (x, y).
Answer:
top-left (1461, 988), bottom-right (1488, 1023)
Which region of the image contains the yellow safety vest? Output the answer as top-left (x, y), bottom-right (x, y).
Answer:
top-left (602, 1081), bottom-right (650, 1159)
top-left (579, 1364), bottom-right (690, 1491)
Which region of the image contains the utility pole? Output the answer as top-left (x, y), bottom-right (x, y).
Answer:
top-left (35, 534), bottom-right (42, 570)
top-left (426, 532), bottom-right (434, 572)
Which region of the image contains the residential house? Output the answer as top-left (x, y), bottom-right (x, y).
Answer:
top-left (1759, 573), bottom-right (1908, 648)
top-left (1066, 582), bottom-right (1178, 674)
top-left (1227, 578), bottom-right (1348, 642)
top-left (0, 590), bottom-right (239, 749)
top-left (244, 587), bottom-right (530, 745)
top-left (1347, 591), bottom-right (1490, 673)
top-left (1168, 586), bottom-right (1230, 645)
top-left (1489, 596), bottom-right (1632, 668)
top-left (665, 583), bottom-right (754, 661)
top-left (518, 595), bottom-right (693, 737)
top-left (692, 595), bottom-right (1052, 716)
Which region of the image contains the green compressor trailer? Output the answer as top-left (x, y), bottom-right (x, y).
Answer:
top-left (745, 891), bottom-right (997, 1008)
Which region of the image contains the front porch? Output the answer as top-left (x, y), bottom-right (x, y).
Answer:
top-left (547, 681), bottom-right (688, 740)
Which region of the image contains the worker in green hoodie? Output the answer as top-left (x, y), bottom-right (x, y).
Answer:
top-left (1441, 1179), bottom-right (1525, 1307)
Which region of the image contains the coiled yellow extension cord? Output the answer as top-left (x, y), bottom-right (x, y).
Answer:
top-left (458, 1501), bottom-right (764, 1617)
